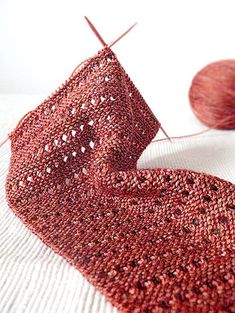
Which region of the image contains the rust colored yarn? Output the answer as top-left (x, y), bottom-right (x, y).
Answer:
top-left (5, 46), bottom-right (235, 313)
top-left (189, 60), bottom-right (235, 130)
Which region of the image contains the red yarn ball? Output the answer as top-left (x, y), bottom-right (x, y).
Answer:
top-left (189, 60), bottom-right (235, 130)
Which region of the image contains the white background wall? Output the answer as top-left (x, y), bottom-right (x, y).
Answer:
top-left (1, 0), bottom-right (235, 135)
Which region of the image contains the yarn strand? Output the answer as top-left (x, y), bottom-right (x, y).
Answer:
top-left (152, 127), bottom-right (211, 143)
top-left (152, 115), bottom-right (233, 143)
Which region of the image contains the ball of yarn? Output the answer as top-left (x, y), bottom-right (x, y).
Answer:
top-left (189, 60), bottom-right (235, 129)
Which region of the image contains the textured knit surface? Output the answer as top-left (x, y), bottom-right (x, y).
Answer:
top-left (3, 47), bottom-right (235, 312)
top-left (0, 135), bottom-right (235, 313)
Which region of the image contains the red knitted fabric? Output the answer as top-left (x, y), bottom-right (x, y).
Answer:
top-left (5, 46), bottom-right (235, 313)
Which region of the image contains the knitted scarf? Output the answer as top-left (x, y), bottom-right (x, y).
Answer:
top-left (5, 22), bottom-right (235, 313)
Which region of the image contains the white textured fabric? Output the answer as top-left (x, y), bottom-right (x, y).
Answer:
top-left (0, 95), bottom-right (234, 313)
